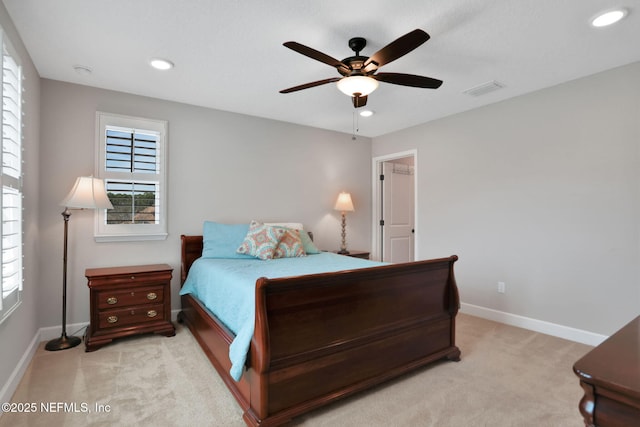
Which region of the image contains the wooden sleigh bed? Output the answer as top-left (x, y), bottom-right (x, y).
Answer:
top-left (179, 234), bottom-right (461, 426)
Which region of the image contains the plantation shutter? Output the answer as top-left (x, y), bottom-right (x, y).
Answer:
top-left (0, 30), bottom-right (23, 324)
top-left (104, 127), bottom-right (160, 225)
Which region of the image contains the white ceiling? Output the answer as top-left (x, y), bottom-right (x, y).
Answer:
top-left (3, 0), bottom-right (639, 137)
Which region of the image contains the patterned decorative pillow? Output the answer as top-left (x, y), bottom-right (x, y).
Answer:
top-left (237, 221), bottom-right (286, 260)
top-left (264, 222), bottom-right (320, 255)
top-left (274, 229), bottom-right (306, 258)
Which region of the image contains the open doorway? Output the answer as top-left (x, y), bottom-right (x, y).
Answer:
top-left (371, 150), bottom-right (417, 262)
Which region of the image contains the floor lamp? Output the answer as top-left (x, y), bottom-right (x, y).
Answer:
top-left (46, 176), bottom-right (113, 351)
top-left (334, 191), bottom-right (355, 254)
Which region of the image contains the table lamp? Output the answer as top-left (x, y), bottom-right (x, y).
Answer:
top-left (334, 192), bottom-right (355, 254)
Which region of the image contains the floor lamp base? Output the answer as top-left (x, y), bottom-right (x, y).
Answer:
top-left (45, 334), bottom-right (81, 351)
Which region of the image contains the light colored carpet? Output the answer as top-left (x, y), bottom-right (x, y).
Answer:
top-left (0, 314), bottom-right (592, 426)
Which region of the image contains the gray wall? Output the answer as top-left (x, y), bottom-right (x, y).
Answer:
top-left (39, 79), bottom-right (373, 329)
top-left (373, 61), bottom-right (640, 336)
top-left (0, 3), bottom-right (40, 398)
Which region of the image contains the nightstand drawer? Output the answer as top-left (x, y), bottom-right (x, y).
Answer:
top-left (97, 286), bottom-right (164, 309)
top-left (98, 303), bottom-right (165, 329)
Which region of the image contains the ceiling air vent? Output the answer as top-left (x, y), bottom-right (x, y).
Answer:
top-left (463, 80), bottom-right (505, 97)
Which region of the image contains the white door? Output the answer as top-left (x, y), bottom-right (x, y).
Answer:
top-left (382, 161), bottom-right (415, 263)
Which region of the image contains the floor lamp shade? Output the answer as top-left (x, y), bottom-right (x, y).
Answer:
top-left (61, 176), bottom-right (113, 210)
top-left (46, 177), bottom-right (113, 351)
top-left (334, 192), bottom-right (355, 254)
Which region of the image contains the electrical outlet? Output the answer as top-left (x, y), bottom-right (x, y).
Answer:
top-left (497, 282), bottom-right (506, 293)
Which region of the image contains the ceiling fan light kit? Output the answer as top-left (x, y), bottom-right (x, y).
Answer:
top-left (280, 29), bottom-right (442, 108)
top-left (336, 76), bottom-right (379, 97)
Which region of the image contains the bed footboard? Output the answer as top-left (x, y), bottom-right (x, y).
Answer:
top-left (245, 256), bottom-right (460, 426)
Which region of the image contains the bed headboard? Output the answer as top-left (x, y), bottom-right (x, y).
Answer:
top-left (181, 235), bottom-right (203, 285)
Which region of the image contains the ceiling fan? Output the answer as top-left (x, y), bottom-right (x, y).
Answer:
top-left (279, 29), bottom-right (443, 108)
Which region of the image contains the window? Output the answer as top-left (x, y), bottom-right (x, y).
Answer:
top-left (95, 112), bottom-right (168, 241)
top-left (0, 29), bottom-right (23, 325)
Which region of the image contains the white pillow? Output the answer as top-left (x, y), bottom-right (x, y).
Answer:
top-left (264, 222), bottom-right (304, 230)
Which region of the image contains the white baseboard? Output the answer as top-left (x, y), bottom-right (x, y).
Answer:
top-left (0, 331), bottom-right (39, 414)
top-left (460, 303), bottom-right (608, 347)
top-left (38, 322), bottom-right (89, 342)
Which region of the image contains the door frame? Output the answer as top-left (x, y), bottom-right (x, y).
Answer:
top-left (371, 149), bottom-right (418, 261)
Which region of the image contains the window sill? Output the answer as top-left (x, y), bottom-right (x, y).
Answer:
top-left (95, 233), bottom-right (168, 243)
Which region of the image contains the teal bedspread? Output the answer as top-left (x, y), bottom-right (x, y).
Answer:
top-left (179, 252), bottom-right (385, 381)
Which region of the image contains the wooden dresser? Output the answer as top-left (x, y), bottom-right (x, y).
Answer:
top-left (84, 264), bottom-right (175, 351)
top-left (573, 316), bottom-right (640, 426)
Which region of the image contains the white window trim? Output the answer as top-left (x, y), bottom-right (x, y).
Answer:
top-left (95, 112), bottom-right (168, 242)
top-left (0, 27), bottom-right (23, 325)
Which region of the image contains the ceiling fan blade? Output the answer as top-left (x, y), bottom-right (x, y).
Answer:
top-left (283, 41), bottom-right (350, 73)
top-left (364, 29), bottom-right (430, 69)
top-left (352, 95), bottom-right (368, 108)
top-left (280, 77), bottom-right (340, 94)
top-left (374, 72), bottom-right (443, 89)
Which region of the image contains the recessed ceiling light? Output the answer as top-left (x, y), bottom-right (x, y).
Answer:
top-left (150, 58), bottom-right (174, 70)
top-left (359, 110), bottom-right (374, 117)
top-left (591, 9), bottom-right (628, 27)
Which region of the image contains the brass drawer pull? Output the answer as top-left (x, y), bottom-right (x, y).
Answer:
top-left (107, 316), bottom-right (118, 324)
top-left (146, 292), bottom-right (157, 300)
top-left (147, 310), bottom-right (157, 318)
top-left (106, 297), bottom-right (118, 305)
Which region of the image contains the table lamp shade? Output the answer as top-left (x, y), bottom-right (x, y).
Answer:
top-left (334, 192), bottom-right (354, 212)
top-left (61, 176), bottom-right (113, 210)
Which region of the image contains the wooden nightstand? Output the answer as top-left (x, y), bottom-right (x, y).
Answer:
top-left (84, 264), bottom-right (175, 351)
top-left (334, 250), bottom-right (370, 259)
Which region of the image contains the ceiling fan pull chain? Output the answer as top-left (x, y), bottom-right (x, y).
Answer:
top-left (352, 111), bottom-right (359, 140)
